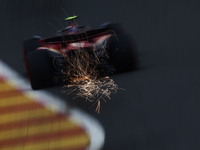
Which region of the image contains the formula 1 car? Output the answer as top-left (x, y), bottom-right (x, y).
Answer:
top-left (23, 16), bottom-right (139, 89)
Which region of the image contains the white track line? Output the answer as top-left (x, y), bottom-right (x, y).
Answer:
top-left (0, 60), bottom-right (105, 150)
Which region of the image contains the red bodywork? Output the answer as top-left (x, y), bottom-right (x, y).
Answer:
top-left (37, 34), bottom-right (112, 54)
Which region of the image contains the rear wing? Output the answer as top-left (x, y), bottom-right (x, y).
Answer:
top-left (39, 27), bottom-right (114, 44)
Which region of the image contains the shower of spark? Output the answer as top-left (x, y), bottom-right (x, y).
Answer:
top-left (59, 44), bottom-right (120, 113)
top-left (63, 76), bottom-right (119, 113)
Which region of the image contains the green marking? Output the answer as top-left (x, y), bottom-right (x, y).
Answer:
top-left (65, 15), bottom-right (78, 20)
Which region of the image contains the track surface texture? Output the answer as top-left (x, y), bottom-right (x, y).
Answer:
top-left (1, 0), bottom-right (200, 149)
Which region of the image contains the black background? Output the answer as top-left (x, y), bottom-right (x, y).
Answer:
top-left (1, 0), bottom-right (200, 149)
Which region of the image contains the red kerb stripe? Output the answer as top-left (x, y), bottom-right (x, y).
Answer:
top-left (0, 102), bottom-right (43, 115)
top-left (0, 90), bottom-right (22, 99)
top-left (0, 114), bottom-right (67, 131)
top-left (0, 128), bottom-right (86, 148)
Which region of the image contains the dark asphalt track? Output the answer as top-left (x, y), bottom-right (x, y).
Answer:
top-left (1, 0), bottom-right (200, 149)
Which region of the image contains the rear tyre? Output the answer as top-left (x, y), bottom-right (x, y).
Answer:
top-left (106, 34), bottom-right (140, 73)
top-left (23, 38), bottom-right (41, 55)
top-left (26, 50), bottom-right (53, 90)
top-left (23, 38), bottom-right (41, 72)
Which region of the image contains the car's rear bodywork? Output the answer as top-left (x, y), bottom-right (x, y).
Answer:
top-left (37, 27), bottom-right (113, 55)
